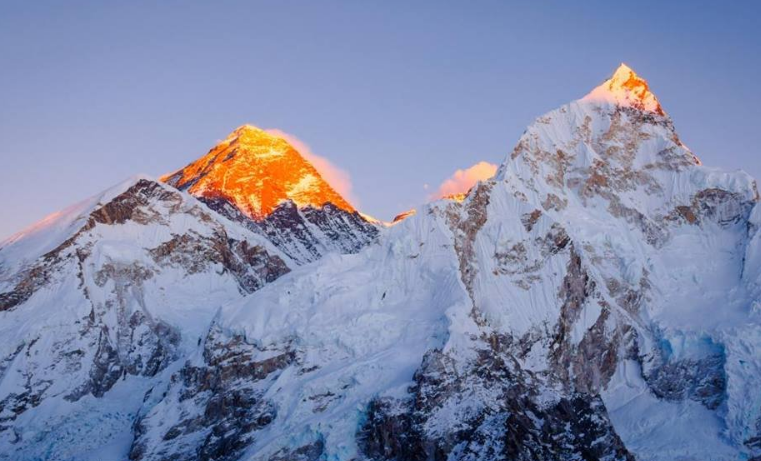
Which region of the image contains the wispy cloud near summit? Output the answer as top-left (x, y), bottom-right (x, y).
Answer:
top-left (265, 129), bottom-right (358, 207)
top-left (432, 161), bottom-right (497, 199)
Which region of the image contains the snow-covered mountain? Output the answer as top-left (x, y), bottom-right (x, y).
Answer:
top-left (0, 177), bottom-right (292, 459)
top-left (3, 64), bottom-right (761, 461)
top-left (162, 125), bottom-right (379, 264)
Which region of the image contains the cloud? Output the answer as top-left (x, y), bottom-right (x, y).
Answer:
top-left (265, 129), bottom-right (358, 206)
top-left (432, 161), bottom-right (498, 199)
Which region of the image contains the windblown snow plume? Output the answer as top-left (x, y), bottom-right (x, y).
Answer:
top-left (265, 128), bottom-right (359, 207)
top-left (433, 160), bottom-right (498, 199)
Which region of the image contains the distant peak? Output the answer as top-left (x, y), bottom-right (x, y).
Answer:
top-left (161, 126), bottom-right (356, 220)
top-left (582, 63), bottom-right (664, 115)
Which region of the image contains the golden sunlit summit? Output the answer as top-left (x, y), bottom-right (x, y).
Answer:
top-left (161, 125), bottom-right (357, 220)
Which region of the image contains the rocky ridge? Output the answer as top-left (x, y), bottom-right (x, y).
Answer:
top-left (2, 64), bottom-right (761, 461)
top-left (162, 126), bottom-right (379, 264)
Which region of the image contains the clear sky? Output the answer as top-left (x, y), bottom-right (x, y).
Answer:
top-left (1, 1), bottom-right (760, 238)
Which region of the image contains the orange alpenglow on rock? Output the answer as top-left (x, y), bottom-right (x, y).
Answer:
top-left (391, 208), bottom-right (417, 224)
top-left (442, 193), bottom-right (468, 202)
top-left (582, 63), bottom-right (665, 115)
top-left (161, 125), bottom-right (356, 220)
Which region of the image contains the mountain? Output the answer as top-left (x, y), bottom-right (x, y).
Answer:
top-left (0, 124), bottom-right (382, 459)
top-left (3, 64), bottom-right (761, 461)
top-left (0, 177), bottom-right (291, 459)
top-left (162, 125), bottom-right (379, 264)
top-left (128, 64), bottom-right (761, 461)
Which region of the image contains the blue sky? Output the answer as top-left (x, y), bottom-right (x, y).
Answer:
top-left (1, 1), bottom-right (760, 238)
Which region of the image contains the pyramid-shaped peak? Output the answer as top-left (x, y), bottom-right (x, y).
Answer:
top-left (161, 126), bottom-right (356, 220)
top-left (582, 63), bottom-right (664, 115)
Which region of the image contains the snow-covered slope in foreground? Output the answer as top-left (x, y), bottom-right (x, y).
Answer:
top-left (129, 64), bottom-right (761, 461)
top-left (0, 177), bottom-right (291, 459)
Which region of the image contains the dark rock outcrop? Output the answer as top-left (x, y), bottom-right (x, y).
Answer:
top-left (129, 326), bottom-right (295, 461)
top-left (200, 196), bottom-right (379, 265)
top-left (358, 337), bottom-right (634, 461)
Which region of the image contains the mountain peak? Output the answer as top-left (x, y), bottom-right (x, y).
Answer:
top-left (582, 63), bottom-right (664, 115)
top-left (161, 126), bottom-right (356, 220)
top-left (227, 123), bottom-right (271, 139)
top-left (220, 124), bottom-right (291, 152)
top-left (611, 62), bottom-right (635, 79)
top-left (232, 123), bottom-right (261, 133)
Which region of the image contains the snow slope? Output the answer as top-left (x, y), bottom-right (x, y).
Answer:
top-left (0, 177), bottom-right (291, 460)
top-left (131, 64), bottom-right (761, 461)
top-left (3, 64), bottom-right (761, 461)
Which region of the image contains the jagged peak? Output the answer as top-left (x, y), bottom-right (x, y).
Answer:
top-left (582, 63), bottom-right (664, 115)
top-left (496, 63), bottom-right (711, 198)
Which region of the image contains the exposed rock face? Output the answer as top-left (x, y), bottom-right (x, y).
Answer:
top-left (392, 209), bottom-right (417, 224)
top-left (0, 180), bottom-right (290, 311)
top-left (346, 182), bottom-right (634, 461)
top-left (89, 179), bottom-right (184, 225)
top-left (446, 181), bottom-right (492, 306)
top-left (202, 196), bottom-right (379, 264)
top-left (0, 262), bottom-right (52, 312)
top-left (149, 229), bottom-right (289, 293)
top-left (0, 177), bottom-right (291, 458)
top-left (358, 337), bottom-right (634, 461)
top-left (267, 440), bottom-right (325, 461)
top-left (162, 125), bottom-right (380, 264)
top-left (129, 325), bottom-right (294, 461)
top-left (644, 347), bottom-right (726, 410)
